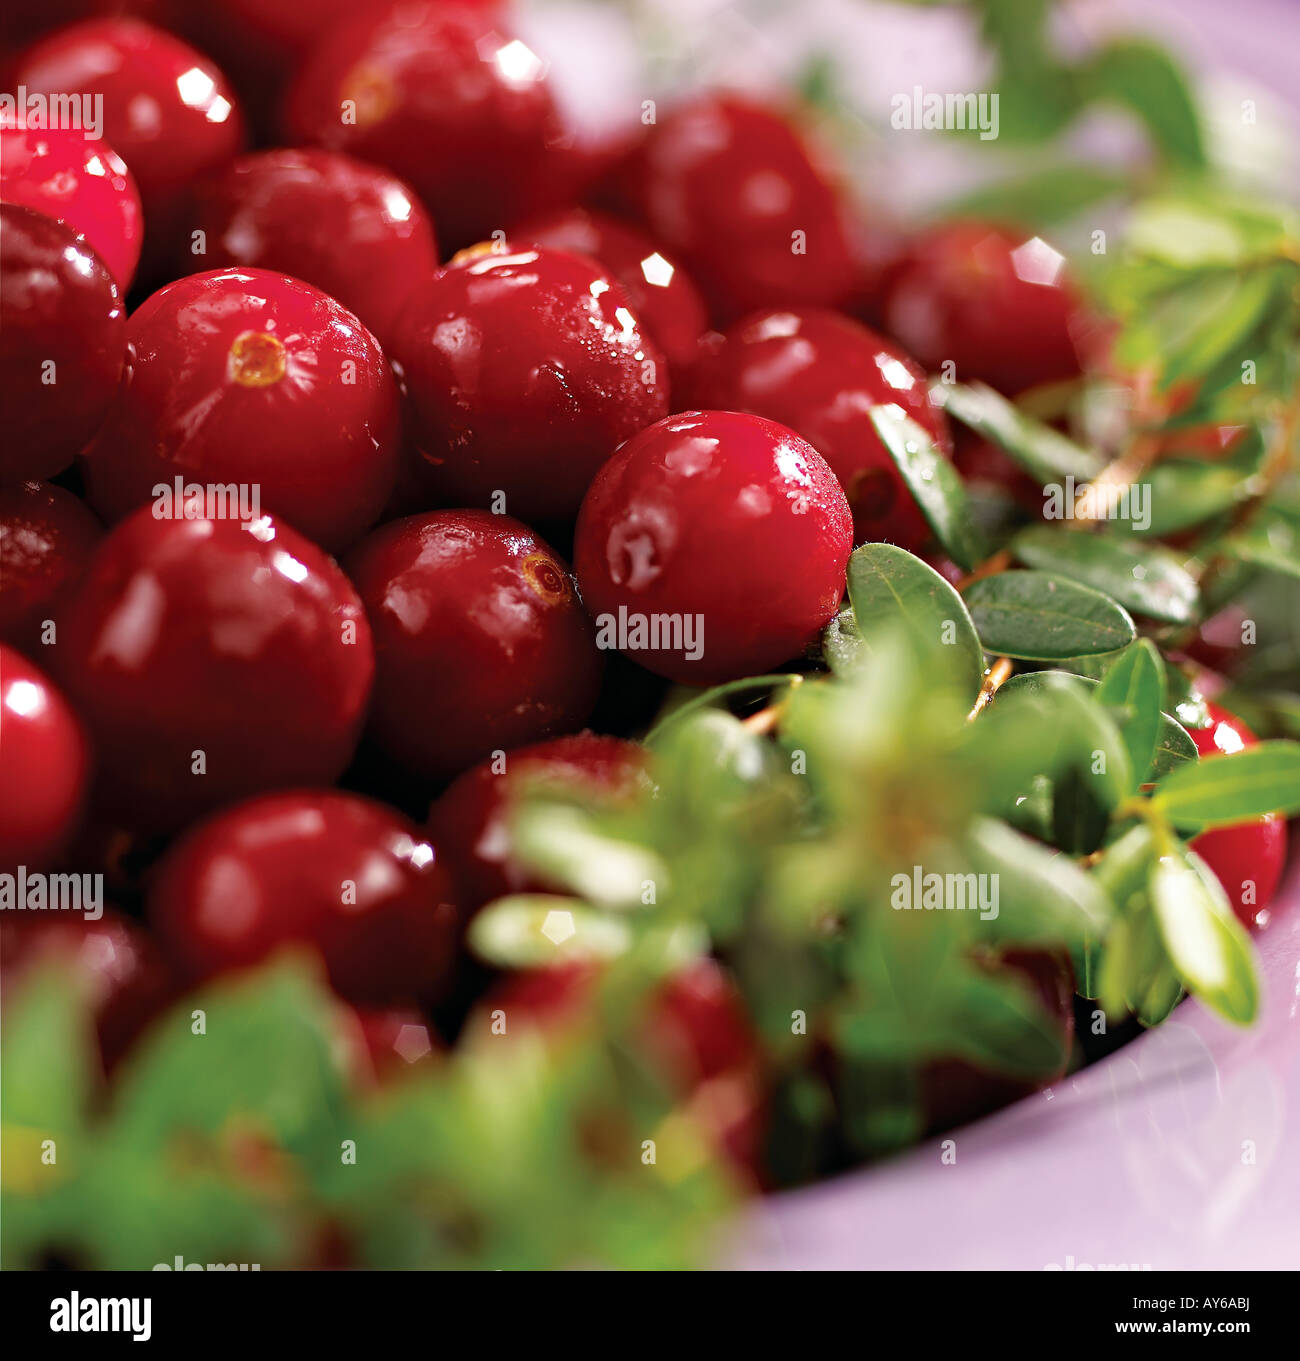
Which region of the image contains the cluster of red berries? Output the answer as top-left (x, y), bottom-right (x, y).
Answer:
top-left (0, 1), bottom-right (1287, 1158)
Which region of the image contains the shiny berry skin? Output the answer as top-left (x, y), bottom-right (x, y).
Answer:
top-left (881, 222), bottom-right (1086, 396)
top-left (0, 907), bottom-right (175, 1070)
top-left (391, 246), bottom-right (668, 522)
top-left (428, 732), bottom-right (648, 909)
top-left (0, 204), bottom-right (125, 483)
top-left (53, 510), bottom-right (373, 833)
top-left (508, 208), bottom-right (708, 378)
top-left (15, 19), bottom-right (244, 255)
top-left (190, 149), bottom-right (439, 349)
top-left (341, 1004), bottom-right (441, 1085)
top-left (0, 645), bottom-right (89, 872)
top-left (573, 411), bottom-right (853, 685)
top-left (149, 790), bottom-right (461, 1005)
top-left (285, 1), bottom-right (561, 249)
top-left (81, 268), bottom-right (400, 552)
top-left (0, 480), bottom-right (103, 651)
top-left (690, 307), bottom-right (949, 549)
top-left (345, 511), bottom-right (603, 782)
top-left (1188, 702), bottom-right (1288, 930)
top-left (0, 122), bottom-right (143, 290)
top-left (619, 95), bottom-right (856, 322)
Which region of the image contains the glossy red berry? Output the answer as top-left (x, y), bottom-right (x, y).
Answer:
top-left (881, 222), bottom-right (1087, 396)
top-left (149, 790), bottom-right (461, 1005)
top-left (15, 18), bottom-right (244, 259)
top-left (0, 204), bottom-right (125, 483)
top-left (345, 511), bottom-right (603, 782)
top-left (573, 410), bottom-right (852, 685)
top-left (0, 480), bottom-right (103, 651)
top-left (508, 208), bottom-right (708, 378)
top-left (342, 1004), bottom-right (442, 1084)
top-left (0, 645), bottom-right (89, 872)
top-left (1188, 702), bottom-right (1288, 930)
top-left (285, 1), bottom-right (561, 249)
top-left (689, 307), bottom-right (949, 549)
top-left (81, 268), bottom-right (400, 552)
top-left (391, 246), bottom-right (668, 521)
top-left (0, 907), bottom-right (175, 1069)
top-left (619, 95), bottom-right (856, 321)
top-left (428, 732), bottom-right (648, 909)
top-left (190, 149), bottom-right (439, 349)
top-left (0, 122), bottom-right (143, 291)
top-left (53, 510), bottom-right (373, 833)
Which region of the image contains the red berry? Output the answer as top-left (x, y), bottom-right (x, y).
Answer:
top-left (345, 510), bottom-right (603, 781)
top-left (15, 19), bottom-right (244, 261)
top-left (190, 149), bottom-right (439, 349)
top-left (573, 410), bottom-right (852, 685)
top-left (508, 208), bottom-right (708, 377)
top-left (0, 204), bottom-right (125, 482)
top-left (342, 1004), bottom-right (442, 1085)
top-left (618, 95), bottom-right (856, 321)
top-left (0, 480), bottom-right (103, 651)
top-left (428, 732), bottom-right (648, 909)
top-left (920, 949), bottom-right (1075, 1131)
top-left (0, 907), bottom-right (176, 1070)
top-left (149, 790), bottom-right (461, 1005)
top-left (1188, 702), bottom-right (1288, 930)
top-left (0, 122), bottom-right (142, 290)
top-left (689, 307), bottom-right (948, 549)
top-left (0, 644), bottom-right (89, 871)
top-left (53, 510), bottom-right (373, 833)
top-left (652, 957), bottom-right (759, 1086)
top-left (81, 267), bottom-right (400, 552)
top-left (881, 222), bottom-right (1086, 396)
top-left (392, 245), bottom-right (668, 522)
top-left (285, 1), bottom-right (561, 249)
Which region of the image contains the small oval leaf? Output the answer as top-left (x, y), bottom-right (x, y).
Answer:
top-left (1153, 741), bottom-right (1300, 828)
top-left (962, 571), bottom-right (1137, 659)
top-left (1011, 525), bottom-right (1200, 625)
top-left (844, 543), bottom-right (985, 700)
top-left (869, 406), bottom-right (988, 570)
top-left (1149, 851), bottom-right (1258, 1025)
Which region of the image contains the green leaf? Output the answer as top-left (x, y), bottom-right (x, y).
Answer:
top-left (108, 961), bottom-right (349, 1154)
top-left (1220, 510), bottom-right (1300, 580)
top-left (467, 896), bottom-right (636, 968)
top-left (940, 164), bottom-right (1129, 229)
top-left (869, 405), bottom-right (988, 570)
top-left (944, 967), bottom-right (1070, 1080)
top-left (1080, 40), bottom-right (1205, 168)
top-left (932, 381), bottom-right (1104, 483)
top-left (512, 803), bottom-right (667, 909)
top-left (1097, 639), bottom-right (1165, 788)
top-left (645, 674), bottom-right (798, 746)
top-left (822, 607), bottom-right (867, 677)
top-left (995, 669), bottom-right (1196, 776)
top-left (962, 570), bottom-right (1137, 659)
top-left (1153, 741), bottom-right (1300, 827)
top-left (844, 543), bottom-right (985, 701)
top-left (965, 816), bottom-right (1111, 947)
top-left (1149, 850), bottom-right (1258, 1025)
top-left (0, 961), bottom-right (93, 1133)
top-left (1010, 525), bottom-right (1200, 624)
